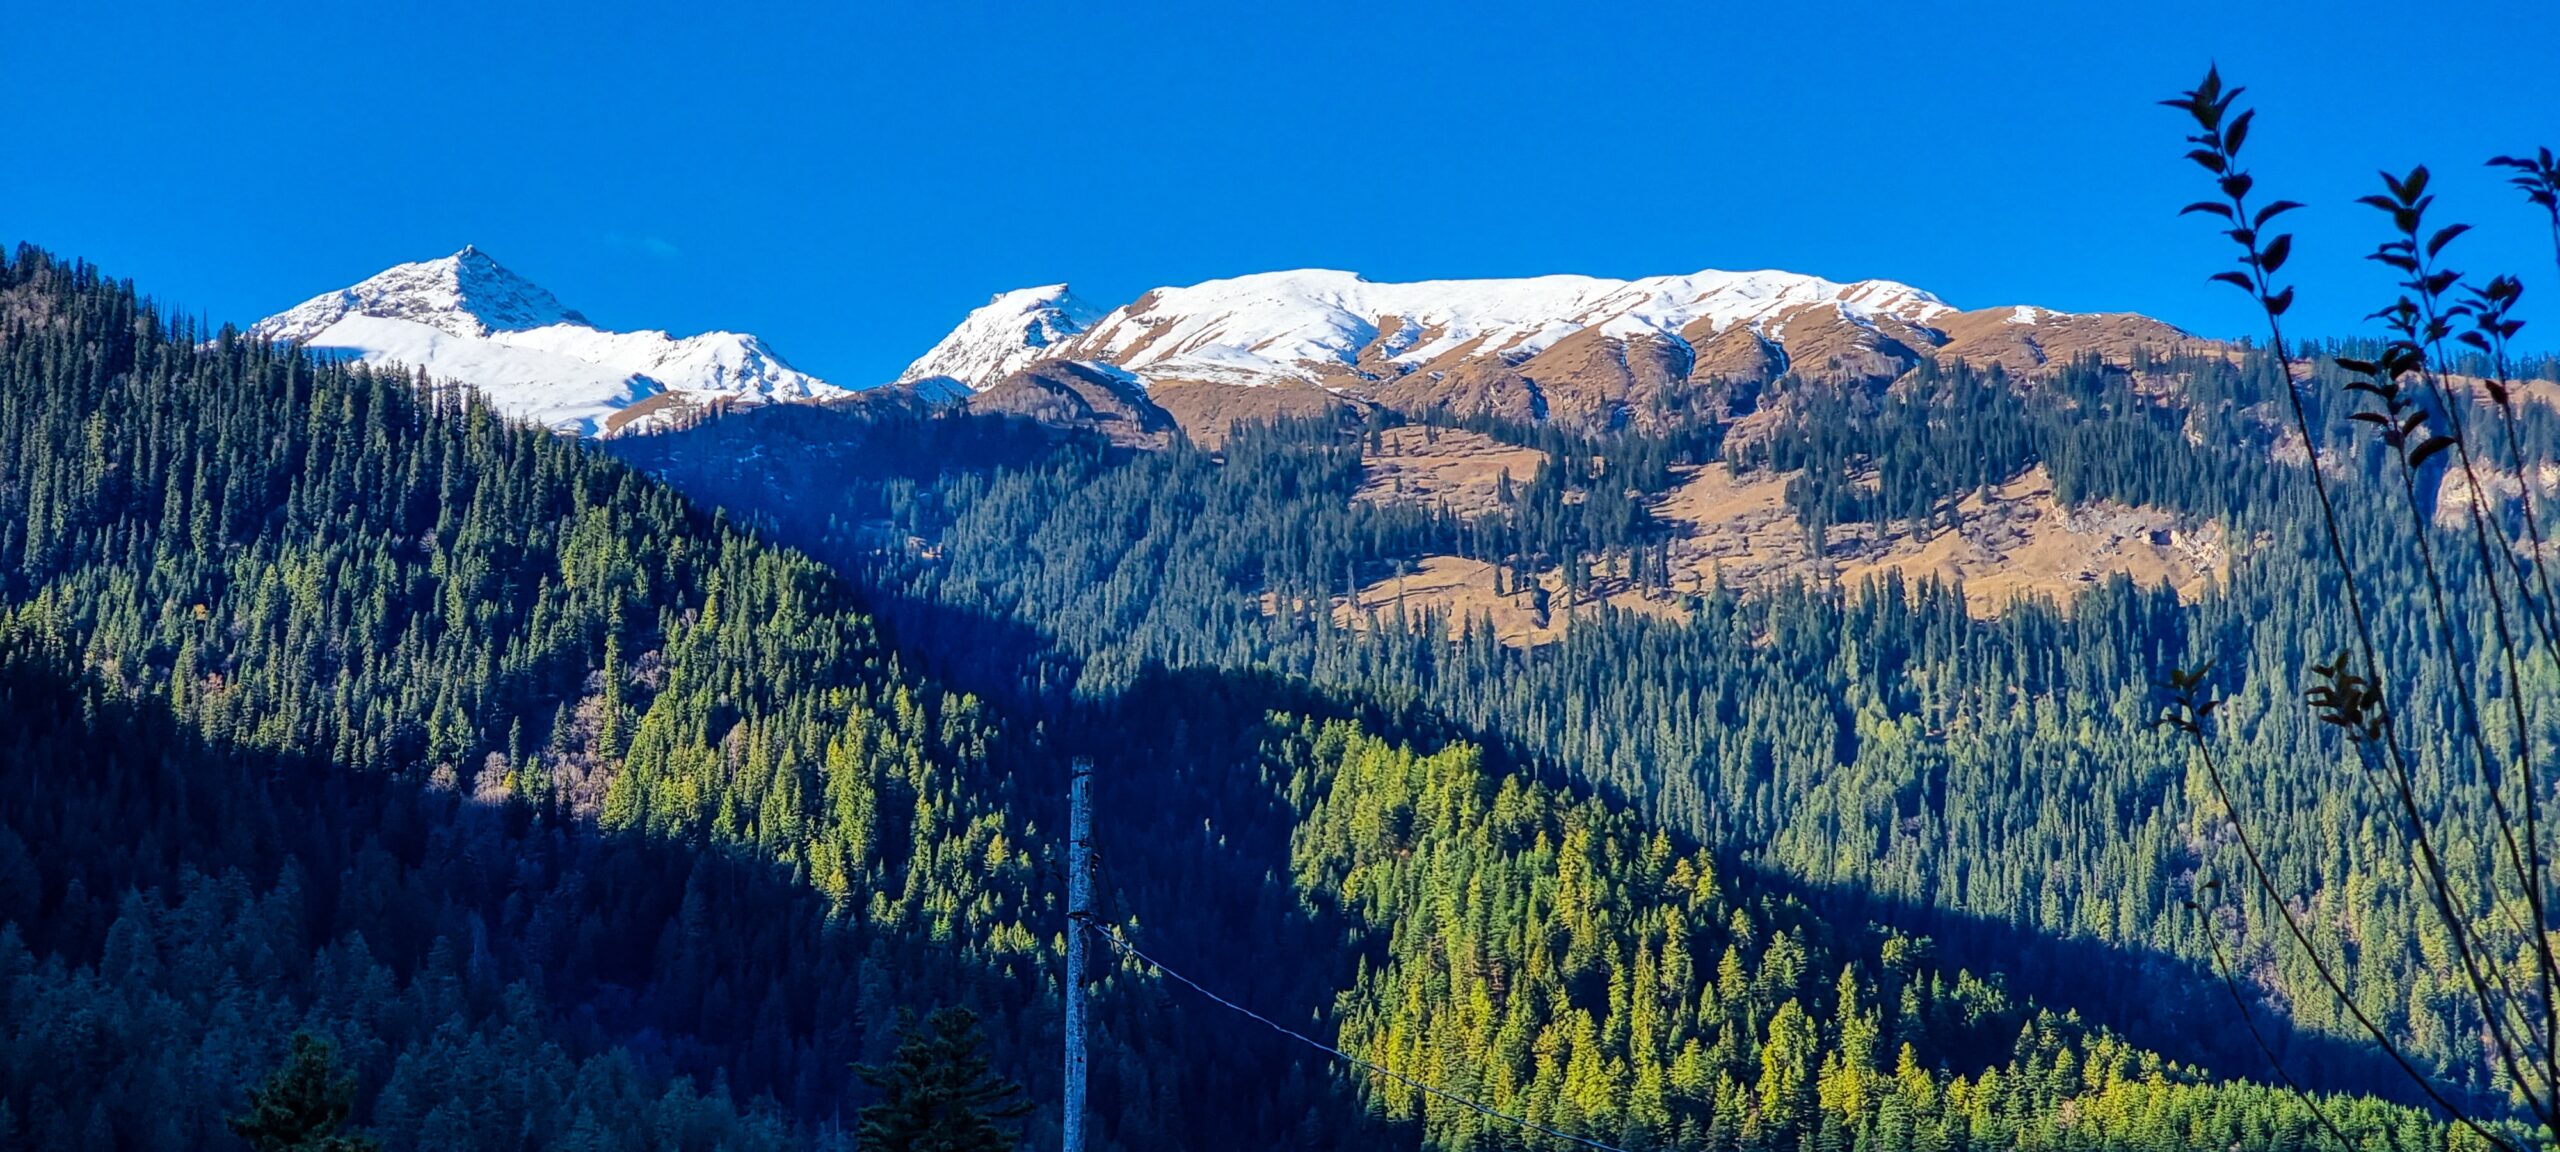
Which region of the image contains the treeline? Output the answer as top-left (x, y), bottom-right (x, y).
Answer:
top-left (1282, 719), bottom-right (2471, 1152)
top-left (0, 245), bottom-right (1371, 1152)
top-left (631, 339), bottom-right (2560, 1121)
top-left (0, 238), bottom-right (2515, 1152)
top-left (1729, 353), bottom-right (2298, 544)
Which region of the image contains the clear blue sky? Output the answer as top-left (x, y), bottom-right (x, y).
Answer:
top-left (6, 2), bottom-right (2556, 384)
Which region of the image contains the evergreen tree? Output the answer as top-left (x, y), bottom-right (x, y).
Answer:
top-left (854, 1008), bottom-right (1031, 1152)
top-left (226, 1034), bottom-right (380, 1152)
top-left (0, 242), bottom-right (2527, 1151)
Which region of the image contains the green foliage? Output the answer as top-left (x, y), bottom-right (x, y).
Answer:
top-left (631, 302), bottom-right (2560, 1130)
top-left (227, 1034), bottom-right (379, 1152)
top-left (0, 246), bottom-right (1066, 1150)
top-left (1276, 717), bottom-right (2465, 1151)
top-left (854, 1007), bottom-right (1031, 1152)
top-left (0, 236), bottom-right (2519, 1152)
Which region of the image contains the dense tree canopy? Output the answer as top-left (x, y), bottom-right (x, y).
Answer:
top-left (0, 242), bottom-right (2521, 1151)
top-left (630, 297), bottom-right (2560, 1129)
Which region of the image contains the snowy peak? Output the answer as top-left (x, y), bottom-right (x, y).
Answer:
top-left (250, 246), bottom-right (587, 343)
top-left (251, 249), bottom-right (848, 437)
top-left (898, 283), bottom-right (1103, 391)
top-left (1071, 267), bottom-right (1957, 383)
top-left (896, 266), bottom-right (1964, 397)
top-left (893, 265), bottom-right (2198, 439)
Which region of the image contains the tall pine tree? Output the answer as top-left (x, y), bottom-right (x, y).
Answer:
top-left (854, 1008), bottom-right (1032, 1152)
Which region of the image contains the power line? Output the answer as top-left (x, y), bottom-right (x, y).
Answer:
top-left (1076, 918), bottom-right (1651, 1152)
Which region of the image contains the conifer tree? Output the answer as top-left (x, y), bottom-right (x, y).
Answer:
top-left (226, 1034), bottom-right (379, 1152)
top-left (854, 1008), bottom-right (1032, 1152)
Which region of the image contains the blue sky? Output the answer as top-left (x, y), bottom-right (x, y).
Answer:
top-left (5, 1), bottom-right (2556, 384)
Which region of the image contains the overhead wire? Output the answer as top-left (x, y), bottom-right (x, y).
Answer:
top-left (1073, 916), bottom-right (1653, 1152)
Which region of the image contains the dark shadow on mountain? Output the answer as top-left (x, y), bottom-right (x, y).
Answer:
top-left (772, 569), bottom-right (2468, 1118)
top-left (1092, 658), bottom-right (2440, 1109)
top-left (612, 401), bottom-right (2484, 1119)
top-left (0, 634), bottom-right (1404, 1152)
top-left (606, 392), bottom-right (1125, 508)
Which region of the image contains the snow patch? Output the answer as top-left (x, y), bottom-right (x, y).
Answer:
top-left (251, 248), bottom-right (848, 436)
top-left (899, 283), bottom-right (1104, 390)
top-left (897, 266), bottom-right (1958, 393)
top-left (251, 246), bottom-right (586, 342)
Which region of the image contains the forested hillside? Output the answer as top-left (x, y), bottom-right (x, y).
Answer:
top-left (0, 245), bottom-right (1343, 1151)
top-left (628, 320), bottom-right (2560, 1131)
top-left (0, 242), bottom-right (2499, 1152)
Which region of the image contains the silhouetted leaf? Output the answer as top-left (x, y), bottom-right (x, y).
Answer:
top-left (2253, 200), bottom-right (2305, 227)
top-left (2224, 109), bottom-right (2253, 155)
top-left (2260, 234), bottom-right (2292, 273)
top-left (2408, 435), bottom-right (2457, 467)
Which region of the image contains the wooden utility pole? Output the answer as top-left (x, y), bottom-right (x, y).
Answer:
top-left (1063, 759), bottom-right (1093, 1152)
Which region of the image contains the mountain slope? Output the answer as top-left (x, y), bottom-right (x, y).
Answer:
top-left (0, 244), bottom-right (1385, 1152)
top-left (248, 247), bottom-right (848, 436)
top-left (10, 245), bottom-right (2492, 1152)
top-left (898, 267), bottom-right (2206, 439)
top-left (622, 336), bottom-right (2547, 1125)
top-left (899, 283), bottom-right (1104, 393)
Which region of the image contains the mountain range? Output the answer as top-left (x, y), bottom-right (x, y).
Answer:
top-left (899, 270), bottom-right (2206, 443)
top-left (12, 234), bottom-right (2539, 1152)
top-left (247, 247), bottom-right (847, 436)
top-left (254, 252), bottom-right (2210, 445)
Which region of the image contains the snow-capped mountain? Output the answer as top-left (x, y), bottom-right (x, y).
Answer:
top-left (898, 284), bottom-right (1102, 396)
top-left (249, 248), bottom-right (847, 436)
top-left (906, 269), bottom-right (1952, 392)
top-left (897, 267), bottom-right (2201, 439)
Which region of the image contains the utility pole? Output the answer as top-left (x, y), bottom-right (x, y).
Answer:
top-left (1063, 758), bottom-right (1092, 1152)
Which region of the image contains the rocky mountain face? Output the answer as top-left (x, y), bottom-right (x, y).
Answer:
top-left (248, 248), bottom-right (847, 436)
top-left (898, 268), bottom-right (2209, 443)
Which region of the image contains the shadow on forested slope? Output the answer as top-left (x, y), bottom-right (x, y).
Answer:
top-left (826, 576), bottom-right (2442, 1117)
top-left (616, 402), bottom-right (2451, 1114)
top-left (0, 630), bottom-right (1398, 1152)
top-left (0, 244), bottom-right (1402, 1151)
top-left (1103, 661), bottom-right (2426, 1108)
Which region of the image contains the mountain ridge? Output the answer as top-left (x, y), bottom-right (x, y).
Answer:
top-left (248, 248), bottom-right (849, 436)
top-left (896, 266), bottom-right (2210, 441)
top-left (250, 253), bottom-right (2212, 446)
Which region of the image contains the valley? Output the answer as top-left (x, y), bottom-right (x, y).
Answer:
top-left (6, 164), bottom-right (2555, 1152)
top-left (13, 6), bottom-right (2560, 1150)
